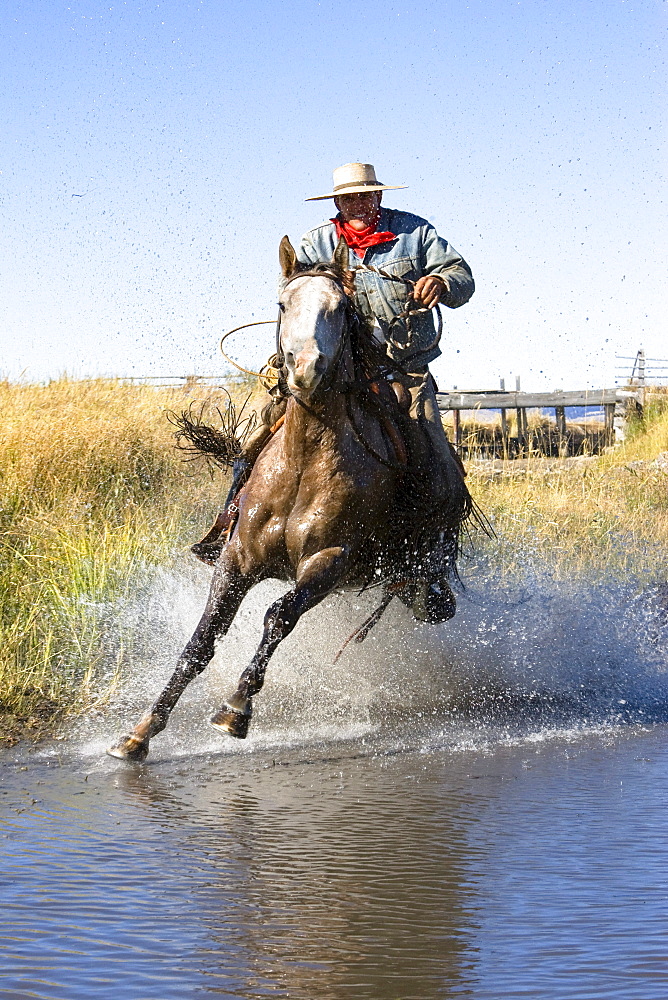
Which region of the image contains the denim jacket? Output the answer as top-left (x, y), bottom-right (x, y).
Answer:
top-left (296, 207), bottom-right (474, 369)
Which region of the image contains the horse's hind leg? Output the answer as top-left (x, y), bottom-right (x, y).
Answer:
top-left (211, 546), bottom-right (347, 739)
top-left (107, 561), bottom-right (255, 762)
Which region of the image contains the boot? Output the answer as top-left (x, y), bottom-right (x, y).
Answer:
top-left (190, 456), bottom-right (250, 565)
top-left (411, 579), bottom-right (457, 624)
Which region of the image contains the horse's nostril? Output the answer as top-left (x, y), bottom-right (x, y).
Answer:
top-left (286, 352), bottom-right (295, 366)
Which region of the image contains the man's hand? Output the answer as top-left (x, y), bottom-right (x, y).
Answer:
top-left (413, 275), bottom-right (447, 309)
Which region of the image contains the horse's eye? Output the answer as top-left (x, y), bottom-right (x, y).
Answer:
top-left (278, 302), bottom-right (285, 312)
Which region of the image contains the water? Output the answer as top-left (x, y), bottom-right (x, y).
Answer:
top-left (2, 565), bottom-right (668, 999)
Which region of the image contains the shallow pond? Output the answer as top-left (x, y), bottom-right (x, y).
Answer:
top-left (2, 570), bottom-right (668, 999)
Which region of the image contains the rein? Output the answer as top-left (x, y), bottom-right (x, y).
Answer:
top-left (219, 261), bottom-right (442, 384)
top-left (352, 261), bottom-right (443, 360)
top-left (217, 264), bottom-right (439, 471)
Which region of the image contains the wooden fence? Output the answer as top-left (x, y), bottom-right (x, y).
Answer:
top-left (76, 373), bottom-right (646, 460)
top-left (616, 349), bottom-right (668, 386)
top-left (436, 388), bottom-right (643, 458)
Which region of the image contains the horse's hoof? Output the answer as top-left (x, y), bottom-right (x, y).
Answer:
top-left (210, 703), bottom-right (251, 740)
top-left (106, 734), bottom-right (150, 762)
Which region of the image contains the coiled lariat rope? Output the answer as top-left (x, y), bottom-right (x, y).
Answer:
top-left (218, 263), bottom-right (443, 391)
top-left (219, 320), bottom-right (283, 391)
top-left (353, 261), bottom-right (443, 354)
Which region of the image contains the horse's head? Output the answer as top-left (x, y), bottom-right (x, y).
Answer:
top-left (278, 236), bottom-right (353, 396)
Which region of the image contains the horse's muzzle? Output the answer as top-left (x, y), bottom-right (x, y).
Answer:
top-left (287, 353), bottom-right (327, 393)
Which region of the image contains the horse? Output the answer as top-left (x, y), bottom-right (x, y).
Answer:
top-left (107, 237), bottom-right (473, 761)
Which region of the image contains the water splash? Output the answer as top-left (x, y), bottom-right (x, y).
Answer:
top-left (71, 555), bottom-right (668, 761)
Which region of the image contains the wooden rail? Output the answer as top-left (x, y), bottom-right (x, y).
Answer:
top-left (436, 388), bottom-right (642, 457)
top-left (436, 389), bottom-right (631, 410)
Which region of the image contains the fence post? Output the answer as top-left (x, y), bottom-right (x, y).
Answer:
top-left (452, 407), bottom-right (461, 451)
top-left (638, 348), bottom-right (646, 409)
top-left (500, 378), bottom-right (508, 458)
top-left (604, 403), bottom-right (615, 446)
top-left (515, 376), bottom-right (526, 455)
top-left (614, 392), bottom-right (628, 443)
top-left (555, 405), bottom-right (567, 455)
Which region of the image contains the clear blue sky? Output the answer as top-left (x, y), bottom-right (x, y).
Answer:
top-left (2, 0), bottom-right (665, 389)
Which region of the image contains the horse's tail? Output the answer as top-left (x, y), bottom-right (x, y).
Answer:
top-left (365, 451), bottom-right (490, 590)
top-left (404, 478), bottom-right (489, 584)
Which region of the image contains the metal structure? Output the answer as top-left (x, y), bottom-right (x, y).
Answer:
top-left (616, 349), bottom-right (668, 386)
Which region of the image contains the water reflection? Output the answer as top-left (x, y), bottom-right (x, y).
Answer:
top-left (114, 751), bottom-right (479, 998)
top-left (2, 725), bottom-right (668, 999)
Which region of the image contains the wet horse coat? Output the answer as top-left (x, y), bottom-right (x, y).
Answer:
top-left (108, 239), bottom-right (470, 761)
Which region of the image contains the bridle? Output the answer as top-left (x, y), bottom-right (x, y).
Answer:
top-left (279, 265), bottom-right (360, 394)
top-left (279, 266), bottom-right (413, 473)
top-left (220, 261), bottom-right (442, 391)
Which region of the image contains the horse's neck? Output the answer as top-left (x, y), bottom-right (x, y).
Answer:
top-left (282, 390), bottom-right (347, 454)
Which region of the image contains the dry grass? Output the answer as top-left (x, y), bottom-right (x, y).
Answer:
top-left (442, 411), bottom-right (612, 459)
top-left (465, 402), bottom-right (668, 584)
top-left (0, 376), bottom-right (257, 740)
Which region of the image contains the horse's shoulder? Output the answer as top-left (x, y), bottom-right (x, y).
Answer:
top-left (251, 430), bottom-right (291, 481)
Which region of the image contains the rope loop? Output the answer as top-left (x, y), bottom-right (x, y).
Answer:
top-left (219, 320), bottom-right (276, 379)
top-left (351, 262), bottom-right (443, 355)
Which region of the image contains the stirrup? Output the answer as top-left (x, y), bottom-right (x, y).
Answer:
top-left (191, 451), bottom-right (251, 565)
top-left (195, 510), bottom-right (230, 547)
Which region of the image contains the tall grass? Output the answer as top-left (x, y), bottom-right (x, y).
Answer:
top-left (442, 411), bottom-right (610, 460)
top-left (466, 404), bottom-right (668, 584)
top-left (0, 377), bottom-right (233, 737)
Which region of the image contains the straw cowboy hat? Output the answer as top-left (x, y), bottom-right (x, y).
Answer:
top-left (305, 162), bottom-right (407, 202)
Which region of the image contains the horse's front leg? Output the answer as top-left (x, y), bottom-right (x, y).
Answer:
top-left (211, 546), bottom-right (348, 739)
top-left (107, 559), bottom-right (256, 762)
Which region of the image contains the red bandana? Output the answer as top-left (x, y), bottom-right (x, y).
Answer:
top-left (331, 215), bottom-right (397, 260)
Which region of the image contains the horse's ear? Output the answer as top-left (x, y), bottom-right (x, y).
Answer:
top-left (279, 236), bottom-right (299, 278)
top-left (332, 236), bottom-right (350, 274)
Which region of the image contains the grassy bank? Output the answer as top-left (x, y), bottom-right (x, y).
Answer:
top-left (0, 377), bottom-right (237, 744)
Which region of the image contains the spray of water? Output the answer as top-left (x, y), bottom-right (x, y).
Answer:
top-left (69, 551), bottom-right (668, 762)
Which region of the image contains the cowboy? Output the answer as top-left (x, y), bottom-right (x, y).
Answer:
top-left (297, 162), bottom-right (474, 483)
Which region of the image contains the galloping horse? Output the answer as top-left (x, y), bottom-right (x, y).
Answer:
top-left (107, 238), bottom-right (472, 761)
